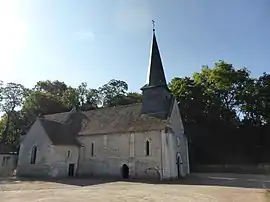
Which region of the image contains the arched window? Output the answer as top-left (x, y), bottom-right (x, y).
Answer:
top-left (91, 143), bottom-right (94, 156)
top-left (67, 150), bottom-right (71, 158)
top-left (177, 137), bottom-right (180, 146)
top-left (30, 146), bottom-right (37, 164)
top-left (145, 140), bottom-right (150, 156)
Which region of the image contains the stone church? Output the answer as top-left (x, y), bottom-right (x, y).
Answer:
top-left (17, 29), bottom-right (190, 179)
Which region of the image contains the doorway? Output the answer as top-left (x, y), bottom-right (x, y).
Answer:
top-left (121, 164), bottom-right (129, 179)
top-left (68, 164), bottom-right (75, 177)
top-left (176, 153), bottom-right (184, 178)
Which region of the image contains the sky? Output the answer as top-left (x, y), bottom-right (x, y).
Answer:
top-left (0, 0), bottom-right (269, 92)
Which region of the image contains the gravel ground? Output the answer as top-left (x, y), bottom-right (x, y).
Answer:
top-left (0, 174), bottom-right (268, 202)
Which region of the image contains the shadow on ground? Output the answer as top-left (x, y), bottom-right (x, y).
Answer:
top-left (1, 173), bottom-right (270, 189)
top-left (134, 173), bottom-right (270, 189)
top-left (0, 176), bottom-right (118, 187)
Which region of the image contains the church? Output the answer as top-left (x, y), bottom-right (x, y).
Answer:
top-left (17, 28), bottom-right (190, 179)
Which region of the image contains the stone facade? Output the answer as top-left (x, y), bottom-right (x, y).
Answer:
top-left (77, 130), bottom-right (162, 178)
top-left (49, 145), bottom-right (79, 177)
top-left (17, 103), bottom-right (189, 179)
top-left (169, 98), bottom-right (190, 176)
top-left (17, 120), bottom-right (52, 177)
top-left (17, 120), bottom-right (79, 177)
top-left (17, 28), bottom-right (190, 179)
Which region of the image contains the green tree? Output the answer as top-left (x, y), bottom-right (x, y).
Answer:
top-left (99, 79), bottom-right (128, 107)
top-left (169, 77), bottom-right (206, 125)
top-left (61, 87), bottom-right (80, 109)
top-left (22, 91), bottom-right (69, 119)
top-left (0, 82), bottom-right (26, 143)
top-left (34, 80), bottom-right (68, 96)
top-left (240, 73), bottom-right (270, 126)
top-left (0, 112), bottom-right (24, 145)
top-left (76, 82), bottom-right (100, 110)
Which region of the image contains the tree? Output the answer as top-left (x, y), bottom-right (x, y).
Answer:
top-left (77, 82), bottom-right (88, 106)
top-left (169, 61), bottom-right (260, 164)
top-left (34, 80), bottom-right (68, 96)
top-left (169, 77), bottom-right (206, 125)
top-left (0, 82), bottom-right (26, 143)
top-left (239, 73), bottom-right (270, 126)
top-left (99, 79), bottom-right (128, 107)
top-left (0, 112), bottom-right (23, 145)
top-left (22, 91), bottom-right (69, 119)
top-left (81, 89), bottom-right (101, 110)
top-left (61, 87), bottom-right (80, 109)
top-left (256, 73), bottom-right (270, 124)
top-left (76, 82), bottom-right (100, 110)
top-left (123, 92), bottom-right (142, 105)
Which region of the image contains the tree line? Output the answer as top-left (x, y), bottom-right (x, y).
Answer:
top-left (1, 60), bottom-right (270, 165)
top-left (169, 60), bottom-right (270, 165)
top-left (0, 79), bottom-right (142, 144)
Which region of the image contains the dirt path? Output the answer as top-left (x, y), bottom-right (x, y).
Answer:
top-left (0, 178), bottom-right (267, 202)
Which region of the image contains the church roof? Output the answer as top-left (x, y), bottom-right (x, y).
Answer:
top-left (44, 104), bottom-right (168, 140)
top-left (39, 118), bottom-right (81, 146)
top-left (143, 31), bottom-right (167, 89)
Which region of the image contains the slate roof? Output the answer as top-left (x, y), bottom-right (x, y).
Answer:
top-left (144, 32), bottom-right (167, 88)
top-left (44, 104), bottom-right (168, 138)
top-left (39, 118), bottom-right (81, 146)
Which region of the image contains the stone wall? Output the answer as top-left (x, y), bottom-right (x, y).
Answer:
top-left (168, 98), bottom-right (189, 176)
top-left (17, 119), bottom-right (53, 177)
top-left (77, 130), bottom-right (162, 179)
top-left (0, 154), bottom-right (17, 176)
top-left (49, 145), bottom-right (79, 177)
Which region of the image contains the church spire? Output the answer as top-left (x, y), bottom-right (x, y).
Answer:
top-left (140, 22), bottom-right (172, 119)
top-left (145, 21), bottom-right (167, 88)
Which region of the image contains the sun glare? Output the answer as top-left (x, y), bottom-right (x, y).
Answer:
top-left (0, 0), bottom-right (28, 72)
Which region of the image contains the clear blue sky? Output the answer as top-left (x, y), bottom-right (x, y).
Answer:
top-left (0, 0), bottom-right (269, 92)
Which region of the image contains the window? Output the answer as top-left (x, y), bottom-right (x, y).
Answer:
top-left (177, 137), bottom-right (180, 146)
top-left (67, 150), bottom-right (71, 158)
top-left (30, 146), bottom-right (37, 164)
top-left (145, 140), bottom-right (150, 156)
top-left (91, 143), bottom-right (94, 156)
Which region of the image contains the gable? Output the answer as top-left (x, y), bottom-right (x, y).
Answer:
top-left (168, 98), bottom-right (185, 135)
top-left (22, 119), bottom-right (52, 149)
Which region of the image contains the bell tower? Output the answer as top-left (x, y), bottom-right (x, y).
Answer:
top-left (141, 22), bottom-right (173, 119)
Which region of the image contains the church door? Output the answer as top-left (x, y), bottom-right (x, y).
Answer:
top-left (176, 153), bottom-right (184, 178)
top-left (68, 164), bottom-right (75, 177)
top-left (121, 164), bottom-right (129, 179)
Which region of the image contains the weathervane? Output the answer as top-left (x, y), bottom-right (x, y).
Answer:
top-left (152, 20), bottom-right (155, 32)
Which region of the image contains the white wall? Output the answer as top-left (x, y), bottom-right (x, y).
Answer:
top-left (168, 98), bottom-right (189, 177)
top-left (17, 119), bottom-right (80, 178)
top-left (134, 130), bottom-right (162, 178)
top-left (17, 119), bottom-right (53, 177)
top-left (49, 145), bottom-right (79, 177)
top-left (77, 130), bottom-right (162, 179)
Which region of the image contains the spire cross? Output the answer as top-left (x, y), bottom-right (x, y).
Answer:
top-left (152, 20), bottom-right (155, 32)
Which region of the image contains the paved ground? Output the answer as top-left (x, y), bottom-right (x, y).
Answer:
top-left (0, 173), bottom-right (269, 202)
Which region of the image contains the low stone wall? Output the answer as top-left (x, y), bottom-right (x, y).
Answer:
top-left (0, 154), bottom-right (17, 177)
top-left (191, 164), bottom-right (270, 174)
